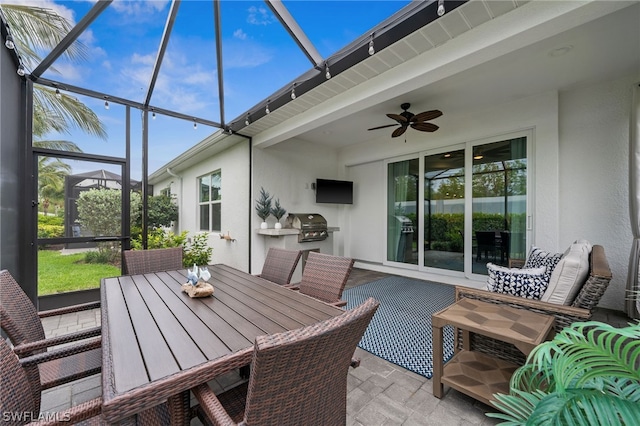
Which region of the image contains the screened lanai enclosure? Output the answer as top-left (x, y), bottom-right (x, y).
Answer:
top-left (1, 0), bottom-right (465, 306)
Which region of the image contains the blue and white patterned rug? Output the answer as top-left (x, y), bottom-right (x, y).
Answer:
top-left (343, 276), bottom-right (455, 378)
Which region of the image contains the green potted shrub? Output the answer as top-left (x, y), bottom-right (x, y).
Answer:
top-left (488, 320), bottom-right (640, 425)
top-left (255, 187), bottom-right (273, 229)
top-left (271, 198), bottom-right (286, 229)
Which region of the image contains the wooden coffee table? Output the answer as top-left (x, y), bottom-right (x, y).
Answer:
top-left (432, 297), bottom-right (555, 406)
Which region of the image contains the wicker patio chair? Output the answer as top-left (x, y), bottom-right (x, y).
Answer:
top-left (257, 248), bottom-right (302, 285)
top-left (0, 270), bottom-right (101, 414)
top-left (289, 252), bottom-right (355, 307)
top-left (191, 297), bottom-right (379, 426)
top-left (123, 246), bottom-right (184, 275)
top-left (455, 244), bottom-right (612, 365)
top-left (0, 338), bottom-right (171, 426)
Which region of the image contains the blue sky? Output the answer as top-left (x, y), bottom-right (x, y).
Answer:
top-left (16, 0), bottom-right (410, 177)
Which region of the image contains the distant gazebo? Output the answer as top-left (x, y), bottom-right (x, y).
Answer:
top-left (64, 170), bottom-right (142, 239)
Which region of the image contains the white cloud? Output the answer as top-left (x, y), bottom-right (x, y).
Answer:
top-left (0, 0), bottom-right (77, 24)
top-left (102, 60), bottom-right (112, 70)
top-left (49, 62), bottom-right (85, 83)
top-left (233, 29), bottom-right (247, 41)
top-left (111, 0), bottom-right (169, 16)
top-left (131, 53), bottom-right (156, 66)
top-left (184, 71), bottom-right (214, 85)
top-left (118, 48), bottom-right (216, 115)
top-left (224, 40), bottom-right (272, 69)
top-left (247, 6), bottom-right (275, 26)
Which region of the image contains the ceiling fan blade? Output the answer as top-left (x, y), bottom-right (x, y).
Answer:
top-left (411, 122), bottom-right (439, 132)
top-left (410, 110), bottom-right (443, 122)
top-left (368, 124), bottom-right (399, 131)
top-left (387, 113), bottom-right (408, 123)
top-left (392, 126), bottom-right (407, 138)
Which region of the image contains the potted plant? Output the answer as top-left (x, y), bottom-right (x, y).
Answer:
top-left (255, 187), bottom-right (273, 229)
top-left (488, 320), bottom-right (640, 425)
top-left (271, 198), bottom-right (286, 229)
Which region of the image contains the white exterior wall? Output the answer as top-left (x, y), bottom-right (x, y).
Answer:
top-left (250, 139), bottom-right (350, 273)
top-left (557, 75), bottom-right (636, 310)
top-left (153, 141), bottom-right (250, 272)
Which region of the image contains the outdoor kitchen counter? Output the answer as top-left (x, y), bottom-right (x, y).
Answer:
top-left (257, 226), bottom-right (340, 236)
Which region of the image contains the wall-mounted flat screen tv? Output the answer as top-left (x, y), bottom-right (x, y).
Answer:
top-left (315, 179), bottom-right (353, 204)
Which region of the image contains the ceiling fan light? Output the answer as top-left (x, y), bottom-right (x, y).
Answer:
top-left (437, 0), bottom-right (445, 16)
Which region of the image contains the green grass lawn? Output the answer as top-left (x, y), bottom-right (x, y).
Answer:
top-left (38, 249), bottom-right (121, 295)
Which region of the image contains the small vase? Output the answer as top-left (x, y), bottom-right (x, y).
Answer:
top-left (260, 221), bottom-right (268, 229)
top-left (274, 222), bottom-right (282, 229)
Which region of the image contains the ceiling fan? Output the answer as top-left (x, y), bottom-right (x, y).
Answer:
top-left (368, 103), bottom-right (442, 138)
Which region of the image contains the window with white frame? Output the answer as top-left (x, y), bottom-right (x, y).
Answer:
top-left (198, 171), bottom-right (221, 231)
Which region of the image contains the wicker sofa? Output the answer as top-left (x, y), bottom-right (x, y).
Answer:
top-left (454, 244), bottom-right (612, 365)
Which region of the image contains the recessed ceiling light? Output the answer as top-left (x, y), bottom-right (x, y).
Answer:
top-left (548, 45), bottom-right (573, 57)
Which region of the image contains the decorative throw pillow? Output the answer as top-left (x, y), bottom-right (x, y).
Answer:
top-left (541, 241), bottom-right (592, 305)
top-left (524, 246), bottom-right (564, 285)
top-left (486, 263), bottom-right (548, 299)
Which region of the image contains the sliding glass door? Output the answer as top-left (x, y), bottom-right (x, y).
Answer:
top-left (424, 150), bottom-right (465, 272)
top-left (387, 158), bottom-right (419, 265)
top-left (386, 133), bottom-right (529, 276)
top-left (472, 137), bottom-right (527, 274)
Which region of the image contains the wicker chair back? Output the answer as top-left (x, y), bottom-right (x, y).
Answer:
top-left (258, 248), bottom-right (302, 285)
top-left (0, 270), bottom-right (46, 350)
top-left (193, 297), bottom-right (379, 425)
top-left (0, 270), bottom-right (102, 414)
top-left (0, 338), bottom-right (38, 423)
top-left (298, 252), bottom-right (354, 304)
top-left (123, 247), bottom-right (184, 275)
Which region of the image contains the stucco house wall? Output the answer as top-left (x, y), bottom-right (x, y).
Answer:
top-left (250, 139), bottom-right (349, 274)
top-left (557, 74), bottom-right (635, 310)
top-left (152, 141), bottom-right (250, 272)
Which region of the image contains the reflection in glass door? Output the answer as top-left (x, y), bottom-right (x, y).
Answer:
top-left (387, 159), bottom-right (419, 265)
top-left (472, 137), bottom-right (527, 275)
top-left (424, 150), bottom-right (465, 272)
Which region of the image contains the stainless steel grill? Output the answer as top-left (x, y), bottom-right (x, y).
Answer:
top-left (285, 213), bottom-right (328, 243)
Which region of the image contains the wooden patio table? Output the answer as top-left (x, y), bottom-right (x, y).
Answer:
top-left (100, 264), bottom-right (343, 424)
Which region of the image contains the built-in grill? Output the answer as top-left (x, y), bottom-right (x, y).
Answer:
top-left (285, 213), bottom-right (328, 243)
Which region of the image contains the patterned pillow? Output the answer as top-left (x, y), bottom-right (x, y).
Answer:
top-left (524, 246), bottom-right (564, 284)
top-left (486, 263), bottom-right (548, 299)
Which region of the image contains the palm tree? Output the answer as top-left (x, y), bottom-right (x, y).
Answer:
top-left (0, 3), bottom-right (107, 140)
top-left (38, 156), bottom-right (70, 215)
